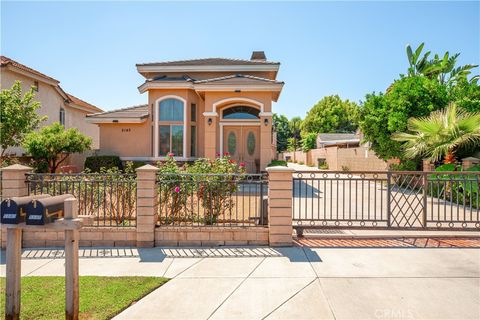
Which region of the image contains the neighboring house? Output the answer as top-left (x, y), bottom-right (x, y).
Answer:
top-left (87, 51), bottom-right (284, 172)
top-left (1, 56), bottom-right (103, 169)
top-left (316, 133), bottom-right (360, 148)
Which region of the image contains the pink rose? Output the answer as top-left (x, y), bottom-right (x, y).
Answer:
top-left (168, 153), bottom-right (174, 157)
top-left (224, 152), bottom-right (230, 156)
top-left (239, 162), bottom-right (245, 167)
top-left (174, 186), bottom-right (180, 193)
top-left (216, 152), bottom-right (220, 157)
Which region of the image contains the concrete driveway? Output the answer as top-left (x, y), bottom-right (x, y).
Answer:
top-left (3, 245), bottom-right (477, 319)
top-left (0, 247), bottom-right (480, 319)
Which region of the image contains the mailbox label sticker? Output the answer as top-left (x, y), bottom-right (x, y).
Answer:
top-left (28, 215), bottom-right (43, 220)
top-left (2, 214), bottom-right (16, 219)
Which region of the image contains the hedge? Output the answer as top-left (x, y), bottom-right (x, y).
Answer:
top-left (84, 155), bottom-right (123, 172)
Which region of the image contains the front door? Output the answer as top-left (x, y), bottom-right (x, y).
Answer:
top-left (223, 126), bottom-right (260, 173)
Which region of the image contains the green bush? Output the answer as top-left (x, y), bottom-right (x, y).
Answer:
top-left (85, 155), bottom-right (123, 172)
top-left (267, 160), bottom-right (287, 167)
top-left (319, 162), bottom-right (329, 170)
top-left (389, 159), bottom-right (419, 171)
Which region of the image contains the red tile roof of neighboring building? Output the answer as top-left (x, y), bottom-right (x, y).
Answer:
top-left (1, 55), bottom-right (59, 83)
top-left (67, 93), bottom-right (103, 113)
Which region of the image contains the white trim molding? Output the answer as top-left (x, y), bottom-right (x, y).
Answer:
top-left (85, 117), bottom-right (147, 124)
top-left (259, 112), bottom-right (273, 117)
top-left (203, 112), bottom-right (218, 117)
top-left (154, 95), bottom-right (188, 158)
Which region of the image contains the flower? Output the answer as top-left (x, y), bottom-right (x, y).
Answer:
top-left (239, 162), bottom-right (245, 167)
top-left (174, 186), bottom-right (180, 193)
top-left (229, 159), bottom-right (235, 164)
top-left (168, 153), bottom-right (174, 157)
top-left (224, 152), bottom-right (230, 156)
top-left (216, 152), bottom-right (221, 157)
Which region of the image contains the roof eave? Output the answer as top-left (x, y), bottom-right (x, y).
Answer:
top-left (136, 64), bottom-right (280, 76)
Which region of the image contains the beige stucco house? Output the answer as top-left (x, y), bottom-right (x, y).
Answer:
top-left (1, 56), bottom-right (103, 169)
top-left (87, 51), bottom-right (284, 172)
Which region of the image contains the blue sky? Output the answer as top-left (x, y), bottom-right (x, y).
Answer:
top-left (1, 1), bottom-right (479, 118)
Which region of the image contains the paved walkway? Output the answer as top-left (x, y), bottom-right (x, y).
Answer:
top-left (1, 246), bottom-right (479, 319)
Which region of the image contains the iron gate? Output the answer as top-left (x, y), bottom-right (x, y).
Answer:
top-left (292, 171), bottom-right (480, 232)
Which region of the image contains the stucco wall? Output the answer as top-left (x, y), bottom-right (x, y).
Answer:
top-left (98, 123), bottom-right (150, 157)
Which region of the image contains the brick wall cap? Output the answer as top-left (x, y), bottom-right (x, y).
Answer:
top-left (266, 166), bottom-right (295, 173)
top-left (136, 164), bottom-right (160, 172)
top-left (1, 164), bottom-right (33, 171)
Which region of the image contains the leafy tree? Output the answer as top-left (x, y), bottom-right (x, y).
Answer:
top-left (405, 43), bottom-right (479, 85)
top-left (272, 113), bottom-right (290, 152)
top-left (301, 95), bottom-right (358, 134)
top-left (288, 116), bottom-right (302, 151)
top-left (358, 76), bottom-right (449, 159)
top-left (448, 78), bottom-right (480, 113)
top-left (301, 132), bottom-right (317, 152)
top-left (0, 81), bottom-right (46, 158)
top-left (392, 103), bottom-right (480, 163)
top-left (23, 122), bottom-right (92, 173)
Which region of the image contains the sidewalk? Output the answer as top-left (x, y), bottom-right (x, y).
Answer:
top-left (2, 246), bottom-right (479, 319)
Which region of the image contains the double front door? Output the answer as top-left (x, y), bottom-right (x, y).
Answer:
top-left (223, 126), bottom-right (260, 173)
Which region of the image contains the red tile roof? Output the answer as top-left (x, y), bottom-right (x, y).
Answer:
top-left (66, 93), bottom-right (103, 113)
top-left (137, 57), bottom-right (279, 67)
top-left (1, 55), bottom-right (59, 83)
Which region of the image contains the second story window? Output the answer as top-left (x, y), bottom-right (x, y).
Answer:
top-left (33, 81), bottom-right (39, 92)
top-left (59, 108), bottom-right (65, 126)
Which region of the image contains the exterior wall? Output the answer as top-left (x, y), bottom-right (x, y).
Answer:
top-left (282, 146), bottom-right (388, 171)
top-left (98, 123), bottom-right (150, 157)
top-left (1, 68), bottom-right (100, 170)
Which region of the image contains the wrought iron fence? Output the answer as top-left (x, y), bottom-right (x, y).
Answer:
top-left (293, 171), bottom-right (480, 231)
top-left (157, 173), bottom-right (268, 228)
top-left (26, 173), bottom-right (137, 227)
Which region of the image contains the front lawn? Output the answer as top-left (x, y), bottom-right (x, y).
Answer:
top-left (0, 276), bottom-right (168, 319)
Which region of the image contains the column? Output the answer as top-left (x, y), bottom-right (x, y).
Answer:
top-left (135, 164), bottom-right (159, 248)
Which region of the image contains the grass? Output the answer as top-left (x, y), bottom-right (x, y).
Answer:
top-left (267, 160), bottom-right (288, 167)
top-left (0, 276), bottom-right (168, 320)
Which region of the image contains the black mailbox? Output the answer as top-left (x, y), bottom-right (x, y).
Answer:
top-left (1, 195), bottom-right (51, 224)
top-left (25, 194), bottom-right (74, 225)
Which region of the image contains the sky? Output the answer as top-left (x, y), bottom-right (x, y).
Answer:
top-left (1, 1), bottom-right (479, 119)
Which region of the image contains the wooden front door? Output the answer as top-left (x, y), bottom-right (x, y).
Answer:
top-left (223, 126), bottom-right (260, 173)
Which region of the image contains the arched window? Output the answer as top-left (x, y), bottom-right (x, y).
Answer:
top-left (222, 106), bottom-right (260, 120)
top-left (159, 98), bottom-right (184, 121)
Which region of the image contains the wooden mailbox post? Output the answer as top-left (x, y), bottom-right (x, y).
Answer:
top-left (4, 197), bottom-right (83, 320)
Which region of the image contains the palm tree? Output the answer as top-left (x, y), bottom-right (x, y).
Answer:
top-left (392, 103), bottom-right (480, 164)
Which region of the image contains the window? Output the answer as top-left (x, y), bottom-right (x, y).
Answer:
top-left (59, 108), bottom-right (65, 126)
top-left (190, 126), bottom-right (196, 157)
top-left (159, 98), bottom-right (183, 121)
top-left (33, 81), bottom-right (39, 92)
top-left (191, 103), bottom-right (197, 122)
top-left (222, 106), bottom-right (260, 119)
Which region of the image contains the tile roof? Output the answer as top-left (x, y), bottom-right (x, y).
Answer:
top-left (1, 55), bottom-right (59, 83)
top-left (67, 93), bottom-right (103, 113)
top-left (194, 74), bottom-right (284, 84)
top-left (137, 57), bottom-right (280, 67)
top-left (87, 104), bottom-right (149, 119)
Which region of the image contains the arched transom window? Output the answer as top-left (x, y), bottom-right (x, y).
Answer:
top-left (157, 98), bottom-right (185, 157)
top-left (222, 106), bottom-right (260, 120)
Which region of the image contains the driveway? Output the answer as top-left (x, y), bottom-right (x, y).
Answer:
top-left (3, 245), bottom-right (478, 319)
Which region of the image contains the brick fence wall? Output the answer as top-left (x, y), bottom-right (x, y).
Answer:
top-left (0, 165), bottom-right (294, 248)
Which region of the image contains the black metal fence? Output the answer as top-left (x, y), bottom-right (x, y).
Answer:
top-left (157, 173), bottom-right (268, 228)
top-left (26, 173), bottom-right (137, 227)
top-left (293, 171), bottom-right (480, 231)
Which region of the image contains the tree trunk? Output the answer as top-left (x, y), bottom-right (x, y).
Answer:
top-left (444, 150), bottom-right (456, 164)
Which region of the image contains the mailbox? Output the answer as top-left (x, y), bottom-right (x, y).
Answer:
top-left (1, 195), bottom-right (51, 224)
top-left (25, 194), bottom-right (74, 225)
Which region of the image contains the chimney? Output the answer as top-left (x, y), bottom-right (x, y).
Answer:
top-left (250, 51), bottom-right (266, 61)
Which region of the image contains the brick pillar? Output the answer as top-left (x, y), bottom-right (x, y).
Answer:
top-left (266, 166), bottom-right (294, 246)
top-left (422, 159), bottom-right (434, 171)
top-left (1, 164), bottom-right (33, 249)
top-left (462, 157), bottom-right (479, 170)
top-left (135, 164), bottom-right (159, 248)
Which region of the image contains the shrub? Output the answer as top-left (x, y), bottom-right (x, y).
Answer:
top-left (301, 132), bottom-right (317, 152)
top-left (319, 163), bottom-right (329, 170)
top-left (85, 155), bottom-right (123, 172)
top-left (341, 165), bottom-right (350, 172)
top-left (267, 160), bottom-right (287, 167)
top-left (389, 159), bottom-right (418, 171)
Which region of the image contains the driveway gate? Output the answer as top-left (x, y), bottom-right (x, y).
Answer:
top-left (292, 171), bottom-right (480, 233)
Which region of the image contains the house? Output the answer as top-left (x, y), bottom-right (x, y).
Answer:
top-left (1, 56), bottom-right (103, 169)
top-left (86, 51), bottom-right (284, 172)
top-left (316, 133), bottom-right (360, 148)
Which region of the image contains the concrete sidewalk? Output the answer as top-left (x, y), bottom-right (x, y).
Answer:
top-left (1, 246), bottom-right (479, 319)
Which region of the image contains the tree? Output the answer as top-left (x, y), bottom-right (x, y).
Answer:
top-left (288, 116), bottom-right (303, 151)
top-left (392, 103), bottom-right (480, 163)
top-left (0, 81), bottom-right (46, 158)
top-left (272, 113), bottom-right (290, 152)
top-left (301, 132), bottom-right (317, 152)
top-left (405, 43), bottom-right (479, 85)
top-left (23, 122), bottom-right (92, 173)
top-left (301, 95), bottom-right (358, 134)
top-left (359, 76), bottom-right (449, 159)
top-left (448, 78), bottom-right (480, 113)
